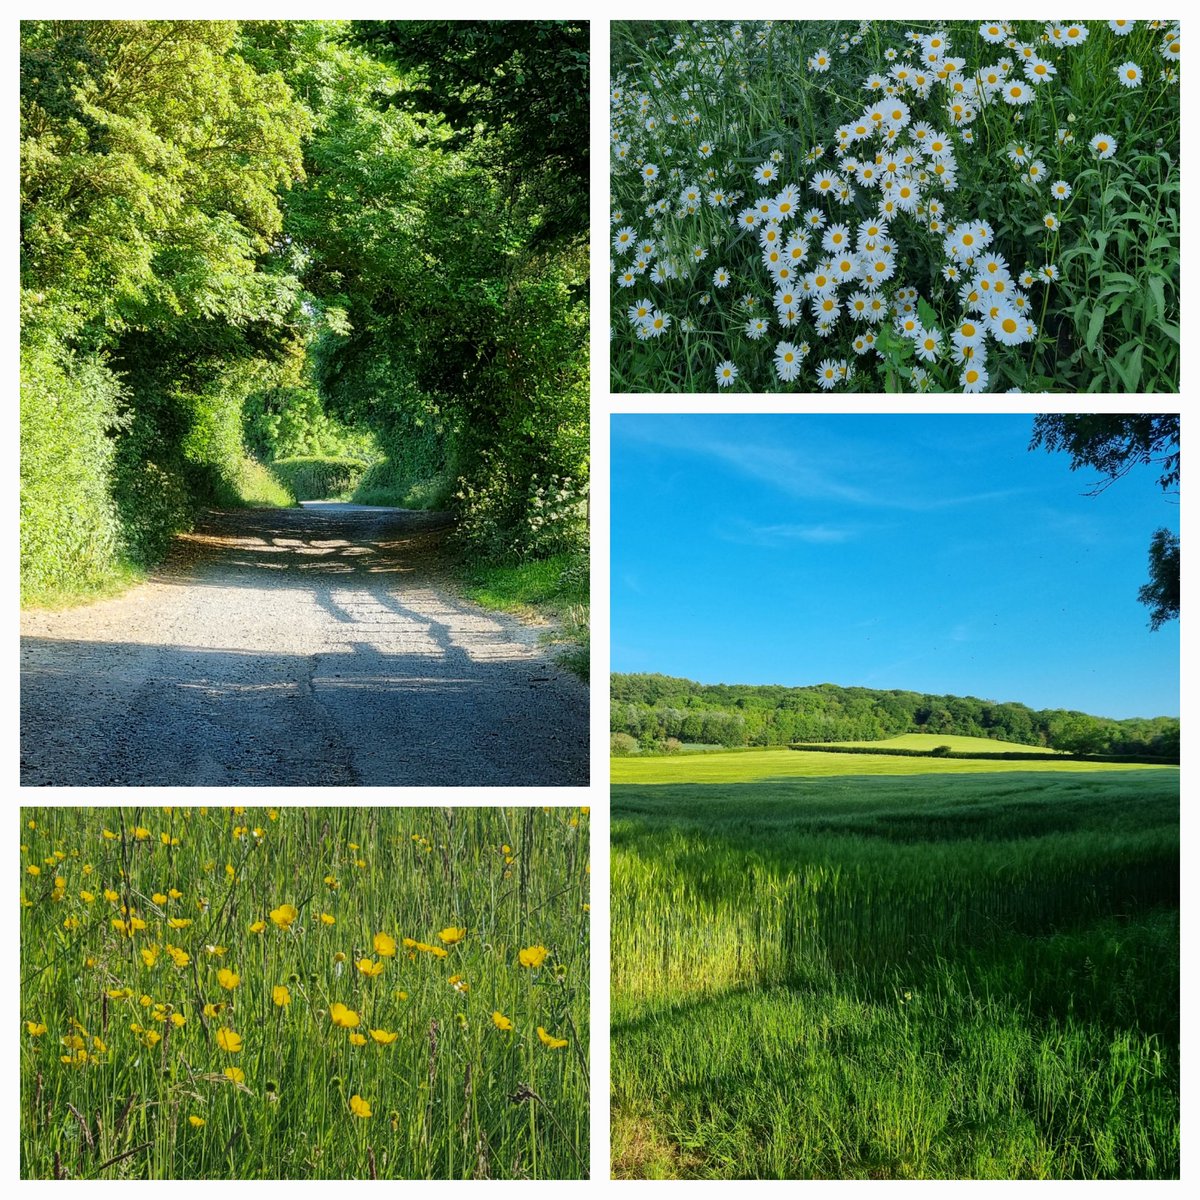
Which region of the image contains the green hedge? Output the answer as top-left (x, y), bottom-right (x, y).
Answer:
top-left (269, 456), bottom-right (368, 501)
top-left (789, 744), bottom-right (1179, 766)
top-left (20, 339), bottom-right (126, 601)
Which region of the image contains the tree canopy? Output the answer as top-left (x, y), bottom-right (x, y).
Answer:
top-left (21, 19), bottom-right (588, 602)
top-left (1031, 414), bottom-right (1179, 630)
top-left (611, 673), bottom-right (1179, 759)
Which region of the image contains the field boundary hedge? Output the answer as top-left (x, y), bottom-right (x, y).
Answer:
top-left (788, 743), bottom-right (1179, 766)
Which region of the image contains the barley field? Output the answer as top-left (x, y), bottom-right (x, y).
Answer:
top-left (611, 766), bottom-right (1179, 1178)
top-left (19, 806), bottom-right (589, 1180)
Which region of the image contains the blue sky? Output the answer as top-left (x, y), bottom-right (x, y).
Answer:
top-left (611, 414), bottom-right (1180, 719)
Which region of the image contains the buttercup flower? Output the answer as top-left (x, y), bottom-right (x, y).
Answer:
top-left (518, 945), bottom-right (548, 969)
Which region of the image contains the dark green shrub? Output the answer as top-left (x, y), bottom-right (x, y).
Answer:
top-left (270, 456), bottom-right (367, 501)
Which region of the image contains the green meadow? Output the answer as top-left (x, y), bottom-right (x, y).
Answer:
top-left (20, 807), bottom-right (589, 1180)
top-left (611, 753), bottom-right (1179, 1179)
top-left (611, 737), bottom-right (1159, 785)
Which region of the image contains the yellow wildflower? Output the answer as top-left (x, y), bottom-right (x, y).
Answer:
top-left (329, 1003), bottom-right (359, 1029)
top-left (518, 945), bottom-right (548, 969)
top-left (216, 1028), bottom-right (243, 1052)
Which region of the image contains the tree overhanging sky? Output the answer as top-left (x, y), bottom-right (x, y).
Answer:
top-left (612, 413), bottom-right (1180, 719)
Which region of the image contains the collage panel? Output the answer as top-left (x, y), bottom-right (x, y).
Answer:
top-left (19, 18), bottom-right (590, 788)
top-left (18, 805), bottom-right (590, 1180)
top-left (609, 19), bottom-right (1180, 394)
top-left (609, 413), bottom-right (1180, 1179)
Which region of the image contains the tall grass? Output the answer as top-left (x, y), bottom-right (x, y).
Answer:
top-left (611, 771), bottom-right (1179, 1178)
top-left (20, 807), bottom-right (589, 1179)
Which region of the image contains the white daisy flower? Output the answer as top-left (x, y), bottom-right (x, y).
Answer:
top-left (1116, 60), bottom-right (1143, 87)
top-left (815, 359), bottom-right (841, 390)
top-left (644, 309), bottom-right (671, 337)
top-left (773, 341), bottom-right (804, 381)
top-left (960, 363), bottom-right (990, 392)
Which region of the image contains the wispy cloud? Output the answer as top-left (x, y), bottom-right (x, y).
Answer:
top-left (615, 416), bottom-right (1027, 512)
top-left (718, 519), bottom-right (860, 547)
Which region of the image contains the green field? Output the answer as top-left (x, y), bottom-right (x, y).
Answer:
top-left (20, 807), bottom-right (589, 1179)
top-left (611, 742), bottom-right (1160, 785)
top-left (611, 761), bottom-right (1179, 1179)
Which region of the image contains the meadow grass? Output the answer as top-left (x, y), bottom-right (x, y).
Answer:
top-left (611, 768), bottom-right (1179, 1178)
top-left (20, 807), bottom-right (589, 1180)
top-left (611, 744), bottom-right (1164, 785)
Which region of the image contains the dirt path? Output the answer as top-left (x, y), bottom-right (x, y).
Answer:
top-left (20, 504), bottom-right (589, 786)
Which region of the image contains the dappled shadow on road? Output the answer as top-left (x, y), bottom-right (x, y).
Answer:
top-left (20, 503), bottom-right (589, 786)
top-left (160, 505), bottom-right (456, 588)
top-left (20, 637), bottom-right (587, 787)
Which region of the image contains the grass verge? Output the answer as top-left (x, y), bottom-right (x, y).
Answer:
top-left (20, 561), bottom-right (148, 611)
top-left (457, 553), bottom-right (590, 681)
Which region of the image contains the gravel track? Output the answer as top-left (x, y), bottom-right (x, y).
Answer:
top-left (20, 504), bottom-right (589, 787)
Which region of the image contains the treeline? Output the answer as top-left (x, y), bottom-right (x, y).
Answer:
top-left (21, 20), bottom-right (587, 603)
top-left (610, 674), bottom-right (1180, 759)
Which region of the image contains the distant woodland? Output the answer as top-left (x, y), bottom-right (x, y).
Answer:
top-left (610, 673), bottom-right (1179, 759)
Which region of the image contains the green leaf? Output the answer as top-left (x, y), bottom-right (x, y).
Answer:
top-left (917, 295), bottom-right (939, 332)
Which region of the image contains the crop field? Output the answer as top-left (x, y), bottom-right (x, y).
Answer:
top-left (611, 766), bottom-right (1179, 1178)
top-left (611, 742), bottom-right (1160, 785)
top-left (19, 807), bottom-right (589, 1180)
top-left (610, 19), bottom-right (1180, 392)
